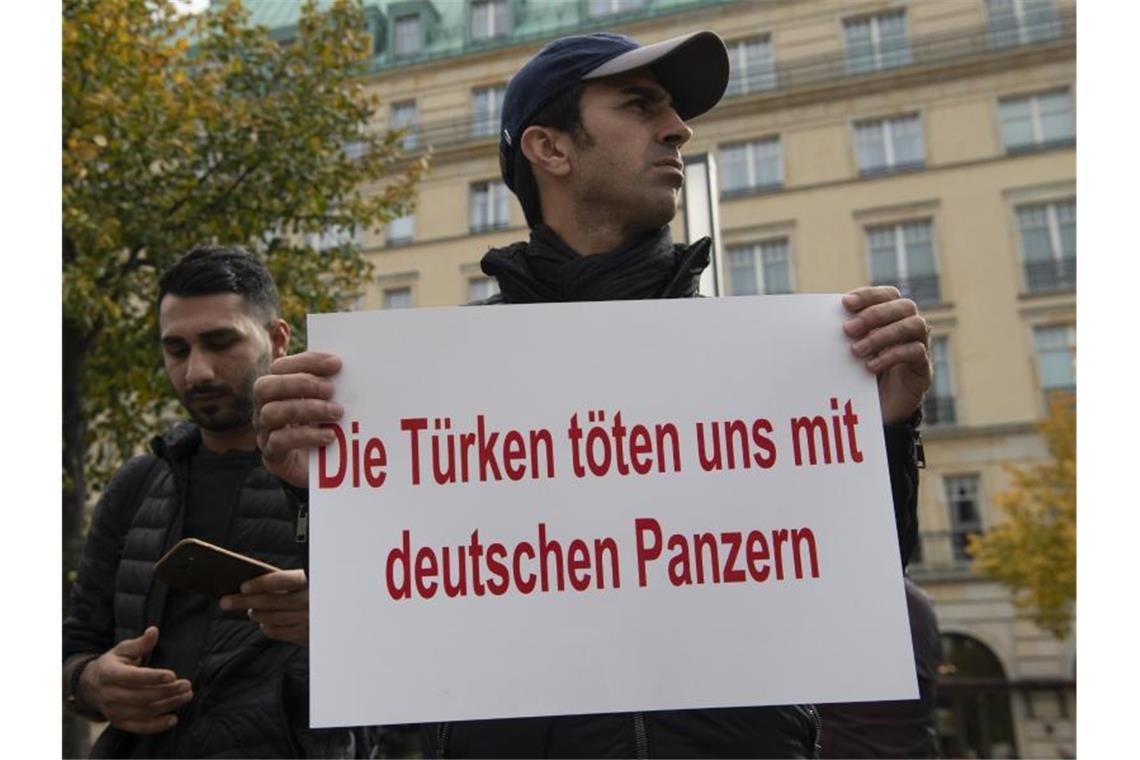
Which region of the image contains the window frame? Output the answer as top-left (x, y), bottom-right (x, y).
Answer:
top-left (997, 88), bottom-right (1074, 153)
top-left (724, 34), bottom-right (778, 97)
top-left (851, 112), bottom-right (925, 176)
top-left (943, 473), bottom-right (984, 563)
top-left (863, 218), bottom-right (942, 305)
top-left (725, 237), bottom-right (794, 296)
top-left (1014, 197), bottom-right (1075, 294)
top-left (719, 135), bottom-right (784, 196)
top-left (390, 99), bottom-right (419, 151)
top-left (470, 0), bottom-right (510, 42)
top-left (924, 335), bottom-right (958, 426)
top-left (471, 84), bottom-right (507, 139)
top-left (392, 13), bottom-right (422, 58)
top-left (1031, 322), bottom-right (1076, 399)
top-left (469, 179), bottom-right (511, 233)
top-left (842, 9), bottom-right (911, 74)
top-left (382, 286), bottom-right (413, 310)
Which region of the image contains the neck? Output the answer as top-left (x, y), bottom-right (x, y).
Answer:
top-left (199, 425), bottom-right (258, 454)
top-left (542, 200), bottom-right (650, 256)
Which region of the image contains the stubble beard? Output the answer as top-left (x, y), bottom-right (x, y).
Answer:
top-left (181, 352), bottom-right (270, 433)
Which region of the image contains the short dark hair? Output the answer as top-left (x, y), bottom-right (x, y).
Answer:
top-left (505, 83), bottom-right (588, 228)
top-left (157, 245), bottom-right (280, 321)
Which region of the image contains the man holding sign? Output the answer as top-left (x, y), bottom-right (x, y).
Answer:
top-left (255, 31), bottom-right (931, 758)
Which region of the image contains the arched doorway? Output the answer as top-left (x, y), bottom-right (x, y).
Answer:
top-left (936, 634), bottom-right (1019, 759)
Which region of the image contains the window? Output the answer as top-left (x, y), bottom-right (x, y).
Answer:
top-left (587, 0), bottom-right (645, 18)
top-left (726, 239), bottom-right (792, 296)
top-left (308, 223), bottom-right (360, 251)
top-left (393, 14), bottom-right (421, 57)
top-left (866, 220), bottom-right (940, 304)
top-left (470, 180), bottom-right (511, 232)
top-left (944, 475), bottom-right (983, 562)
top-left (725, 36), bottom-right (777, 96)
top-left (1017, 199), bottom-right (1075, 292)
top-left (720, 137), bottom-right (782, 194)
top-left (999, 89), bottom-right (1073, 152)
top-left (844, 11), bottom-right (910, 74)
top-left (342, 137), bottom-right (367, 162)
top-left (471, 0), bottom-right (509, 41)
top-left (383, 287), bottom-right (412, 310)
top-left (1033, 324), bottom-right (1076, 399)
top-left (391, 100), bottom-right (418, 151)
top-left (472, 85), bottom-right (506, 138)
top-left (468, 276), bottom-right (500, 302)
top-left (387, 213), bottom-right (414, 245)
top-left (924, 336), bottom-right (957, 426)
top-left (986, 0), bottom-right (1059, 48)
top-left (854, 114), bottom-right (924, 174)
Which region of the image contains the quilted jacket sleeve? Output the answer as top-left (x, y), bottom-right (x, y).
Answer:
top-left (63, 455), bottom-right (160, 659)
top-left (883, 421), bottom-right (921, 569)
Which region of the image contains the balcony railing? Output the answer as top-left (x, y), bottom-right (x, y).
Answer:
top-left (390, 7), bottom-right (1075, 157)
top-left (1024, 257), bottom-right (1076, 293)
top-left (873, 274), bottom-right (941, 305)
top-left (922, 395), bottom-right (957, 427)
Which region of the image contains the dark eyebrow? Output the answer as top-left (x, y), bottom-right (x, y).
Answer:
top-left (198, 328), bottom-right (241, 342)
top-left (160, 328), bottom-right (241, 348)
top-left (619, 85), bottom-right (671, 106)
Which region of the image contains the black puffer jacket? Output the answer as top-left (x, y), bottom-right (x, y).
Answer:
top-left (417, 227), bottom-right (921, 758)
top-left (63, 422), bottom-right (355, 758)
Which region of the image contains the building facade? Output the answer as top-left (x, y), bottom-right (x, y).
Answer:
top-left (249, 1), bottom-right (1077, 756)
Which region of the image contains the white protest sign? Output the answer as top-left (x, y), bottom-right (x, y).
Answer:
top-left (307, 295), bottom-right (916, 727)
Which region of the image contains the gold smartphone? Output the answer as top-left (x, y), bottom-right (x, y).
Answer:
top-left (153, 538), bottom-right (281, 597)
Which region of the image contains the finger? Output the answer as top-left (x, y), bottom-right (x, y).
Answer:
top-left (260, 424), bottom-right (338, 464)
top-left (105, 663), bottom-right (180, 688)
top-left (112, 626), bottom-right (161, 661)
top-left (106, 682), bottom-right (193, 714)
top-left (865, 341), bottom-right (932, 376)
top-left (842, 286), bottom-right (901, 313)
top-left (239, 569), bottom-right (307, 595)
top-left (251, 610), bottom-right (308, 628)
top-left (227, 591), bottom-right (309, 613)
top-left (843, 296), bottom-right (918, 338)
top-left (851, 314), bottom-right (928, 358)
top-left (269, 352), bottom-right (342, 377)
top-left (257, 398), bottom-right (344, 433)
top-left (253, 372), bottom-right (337, 406)
top-left (118, 715), bottom-right (179, 735)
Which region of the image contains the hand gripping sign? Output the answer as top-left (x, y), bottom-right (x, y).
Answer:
top-left (307, 295), bottom-right (916, 727)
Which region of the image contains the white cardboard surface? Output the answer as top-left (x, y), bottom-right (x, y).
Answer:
top-left (307, 295), bottom-right (917, 727)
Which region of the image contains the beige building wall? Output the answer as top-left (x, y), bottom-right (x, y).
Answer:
top-left (343, 1), bottom-right (1077, 756)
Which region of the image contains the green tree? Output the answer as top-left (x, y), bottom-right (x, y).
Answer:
top-left (968, 393), bottom-right (1076, 639)
top-left (63, 2), bottom-right (423, 747)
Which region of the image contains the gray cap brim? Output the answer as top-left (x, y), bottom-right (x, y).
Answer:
top-left (582, 30), bottom-right (729, 121)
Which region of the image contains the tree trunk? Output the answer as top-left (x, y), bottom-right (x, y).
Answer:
top-left (62, 317), bottom-right (93, 759)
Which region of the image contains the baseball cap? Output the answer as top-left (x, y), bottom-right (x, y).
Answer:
top-left (499, 30), bottom-right (730, 192)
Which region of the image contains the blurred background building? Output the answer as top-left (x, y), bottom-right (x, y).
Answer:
top-left (243, 1), bottom-right (1076, 756)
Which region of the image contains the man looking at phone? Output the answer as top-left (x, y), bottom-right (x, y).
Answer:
top-left (62, 246), bottom-right (356, 757)
top-left (253, 31), bottom-right (930, 757)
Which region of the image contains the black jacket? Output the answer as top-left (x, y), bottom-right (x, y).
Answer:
top-left (63, 422), bottom-right (355, 758)
top-left (416, 227), bottom-right (921, 758)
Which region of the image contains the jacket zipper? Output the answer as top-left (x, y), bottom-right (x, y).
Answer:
top-left (633, 712), bottom-right (649, 759)
top-left (295, 500), bottom-right (308, 543)
top-left (809, 704), bottom-right (822, 757)
top-left (436, 722), bottom-right (451, 759)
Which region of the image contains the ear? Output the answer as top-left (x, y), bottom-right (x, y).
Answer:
top-left (268, 319), bottom-right (291, 359)
top-left (520, 125), bottom-right (574, 180)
